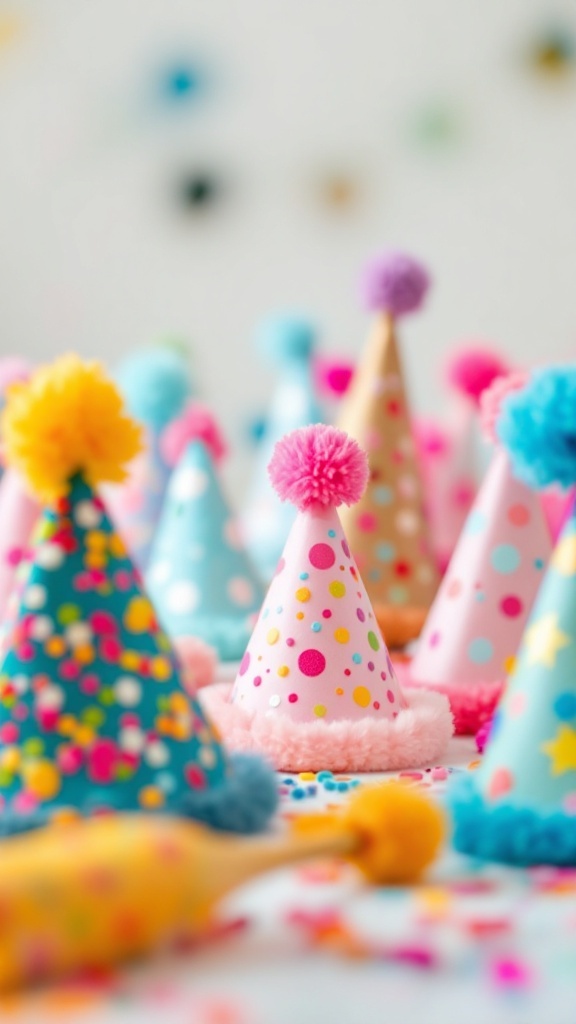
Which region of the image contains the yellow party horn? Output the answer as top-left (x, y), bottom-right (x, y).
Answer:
top-left (0, 783), bottom-right (444, 990)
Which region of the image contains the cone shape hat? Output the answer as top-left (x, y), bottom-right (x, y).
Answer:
top-left (0, 469), bottom-right (40, 625)
top-left (204, 426), bottom-right (452, 772)
top-left (402, 448), bottom-right (552, 733)
top-left (452, 499), bottom-right (576, 864)
top-left (243, 322), bottom-right (323, 582)
top-left (338, 313), bottom-right (439, 647)
top-left (0, 356), bottom-right (276, 836)
top-left (147, 439), bottom-right (265, 662)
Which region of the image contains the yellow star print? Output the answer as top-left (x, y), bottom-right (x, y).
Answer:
top-left (524, 613), bottom-right (571, 668)
top-left (542, 726), bottom-right (576, 776)
top-left (552, 535), bottom-right (576, 577)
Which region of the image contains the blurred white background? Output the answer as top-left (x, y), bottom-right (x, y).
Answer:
top-left (0, 0), bottom-right (574, 444)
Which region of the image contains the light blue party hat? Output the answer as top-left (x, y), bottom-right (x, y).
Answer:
top-left (242, 315), bottom-right (324, 581)
top-left (0, 357), bottom-right (277, 837)
top-left (107, 345), bottom-right (193, 571)
top-left (147, 403), bottom-right (265, 662)
top-left (451, 366), bottom-right (576, 865)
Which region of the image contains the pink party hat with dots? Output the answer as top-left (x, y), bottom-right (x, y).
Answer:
top-left (202, 424), bottom-right (453, 772)
top-left (397, 373), bottom-right (552, 734)
top-left (0, 469), bottom-right (40, 626)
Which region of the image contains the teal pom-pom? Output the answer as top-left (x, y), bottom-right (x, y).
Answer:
top-left (497, 365), bottom-right (576, 491)
top-left (256, 314), bottom-right (316, 365)
top-left (116, 346), bottom-right (192, 433)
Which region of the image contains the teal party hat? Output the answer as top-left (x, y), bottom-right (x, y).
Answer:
top-left (107, 345), bottom-right (193, 571)
top-left (242, 315), bottom-right (324, 581)
top-left (451, 366), bottom-right (576, 865)
top-left (147, 403), bottom-right (265, 662)
top-left (0, 356), bottom-right (277, 836)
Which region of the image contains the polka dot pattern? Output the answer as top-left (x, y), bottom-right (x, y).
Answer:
top-left (232, 508), bottom-right (405, 723)
top-left (0, 476), bottom-right (227, 828)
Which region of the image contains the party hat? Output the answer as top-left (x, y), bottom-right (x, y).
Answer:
top-left (451, 366), bottom-right (576, 865)
top-left (147, 403), bottom-right (265, 663)
top-left (242, 315), bottom-right (323, 581)
top-left (105, 345), bottom-right (193, 571)
top-left (399, 373), bottom-right (552, 734)
top-left (0, 469), bottom-right (40, 625)
top-left (337, 252), bottom-right (439, 649)
top-left (414, 416), bottom-right (475, 574)
top-left (0, 355), bottom-right (277, 837)
top-left (203, 424), bottom-right (453, 772)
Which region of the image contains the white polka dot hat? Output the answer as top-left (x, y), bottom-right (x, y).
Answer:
top-left (397, 374), bottom-right (552, 734)
top-left (146, 403), bottom-right (266, 663)
top-left (203, 424), bottom-right (453, 772)
top-left (0, 356), bottom-right (277, 836)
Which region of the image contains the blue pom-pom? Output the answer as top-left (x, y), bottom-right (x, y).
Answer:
top-left (180, 753), bottom-right (278, 834)
top-left (450, 775), bottom-right (576, 866)
top-left (256, 315), bottom-right (316, 365)
top-left (116, 346), bottom-right (192, 432)
top-left (497, 365), bottom-right (576, 491)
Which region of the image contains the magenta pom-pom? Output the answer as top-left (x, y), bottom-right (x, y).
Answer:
top-left (161, 401), bottom-right (227, 467)
top-left (360, 251), bottom-right (430, 316)
top-left (446, 346), bottom-right (511, 404)
top-left (268, 424), bottom-right (369, 511)
top-left (0, 357), bottom-right (31, 395)
top-left (313, 355), bottom-right (355, 398)
top-left (480, 372), bottom-right (528, 443)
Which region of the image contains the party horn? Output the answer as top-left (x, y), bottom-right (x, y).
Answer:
top-left (0, 783), bottom-right (444, 990)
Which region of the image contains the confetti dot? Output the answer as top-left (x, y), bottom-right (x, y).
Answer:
top-left (22, 760), bottom-right (61, 801)
top-left (253, 676), bottom-right (261, 687)
top-left (298, 649), bottom-right (326, 676)
top-left (269, 695), bottom-right (281, 708)
top-left (314, 704), bottom-right (327, 717)
top-left (335, 687), bottom-right (344, 695)
top-left (396, 510), bottom-right (419, 535)
top-left (353, 686), bottom-right (371, 708)
top-left (334, 628), bottom-right (349, 644)
top-left (386, 689), bottom-right (395, 703)
top-left (75, 501), bottom-right (102, 529)
top-left (376, 542), bottom-right (395, 563)
top-left (352, 653), bottom-right (362, 665)
top-left (322, 609), bottom-right (332, 619)
top-left (311, 622), bottom-right (321, 632)
top-left (554, 693), bottom-right (576, 721)
top-left (288, 693), bottom-right (298, 703)
top-left (267, 628), bottom-right (280, 645)
top-left (329, 581), bottom-right (346, 598)
top-left (299, 572), bottom-right (309, 580)
top-left (341, 539), bottom-right (350, 557)
top-left (357, 512), bottom-right (377, 532)
top-left (296, 612), bottom-right (304, 620)
top-left (139, 786), bottom-right (165, 810)
top-left (36, 544), bottom-right (65, 571)
top-left (367, 630), bottom-right (380, 651)
top-left (468, 637), bottom-right (494, 665)
top-left (25, 585), bottom-right (47, 610)
top-left (278, 665), bottom-right (290, 677)
top-left (373, 485), bottom-right (393, 505)
top-left (309, 543), bottom-right (336, 570)
top-left (356, 608), bottom-right (366, 623)
top-left (508, 504), bottom-right (530, 527)
top-left (114, 676), bottom-right (142, 708)
top-left (500, 595), bottom-right (523, 618)
top-left (487, 767), bottom-right (513, 799)
top-left (296, 587), bottom-right (311, 602)
top-left (166, 581), bottom-right (199, 614)
top-left (491, 544), bottom-right (520, 574)
top-left (239, 651), bottom-right (250, 676)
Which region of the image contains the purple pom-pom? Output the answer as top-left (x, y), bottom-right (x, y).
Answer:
top-left (268, 424), bottom-right (369, 511)
top-left (360, 251), bottom-right (430, 316)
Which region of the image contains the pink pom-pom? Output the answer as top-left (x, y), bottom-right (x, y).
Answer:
top-left (360, 251), bottom-right (430, 316)
top-left (268, 424), bottom-right (369, 511)
top-left (313, 355), bottom-right (355, 398)
top-left (173, 635), bottom-right (217, 693)
top-left (413, 418), bottom-right (451, 458)
top-left (161, 402), bottom-right (227, 467)
top-left (446, 346), bottom-right (511, 405)
top-left (0, 357), bottom-right (31, 395)
top-left (480, 372), bottom-right (529, 443)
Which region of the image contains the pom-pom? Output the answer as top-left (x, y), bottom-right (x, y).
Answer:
top-left (257, 315), bottom-right (316, 365)
top-left (360, 251), bottom-right (430, 316)
top-left (314, 355), bottom-right (354, 398)
top-left (2, 354), bottom-right (143, 502)
top-left (116, 346), bottom-right (191, 432)
top-left (161, 402), bottom-right (227, 467)
top-left (480, 371), bottom-right (529, 443)
top-left (268, 424), bottom-right (369, 511)
top-left (413, 418), bottom-right (450, 457)
top-left (0, 358), bottom-right (31, 398)
top-left (173, 635), bottom-right (217, 693)
top-left (446, 346), bottom-right (511, 404)
top-left (497, 365), bottom-right (576, 490)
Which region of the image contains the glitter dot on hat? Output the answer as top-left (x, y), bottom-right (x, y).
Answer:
top-left (203, 423), bottom-right (453, 772)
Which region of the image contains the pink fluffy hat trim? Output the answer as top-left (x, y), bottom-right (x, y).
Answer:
top-left (396, 372), bottom-right (552, 734)
top-left (204, 424), bottom-right (453, 771)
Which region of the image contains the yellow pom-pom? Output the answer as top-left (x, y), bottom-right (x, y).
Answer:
top-left (2, 354), bottom-right (143, 501)
top-left (343, 783), bottom-right (445, 884)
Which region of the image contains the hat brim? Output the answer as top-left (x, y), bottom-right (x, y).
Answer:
top-left (450, 775), bottom-right (576, 866)
top-left (393, 658), bottom-right (503, 735)
top-left (201, 684), bottom-right (453, 773)
top-left (0, 753), bottom-right (278, 839)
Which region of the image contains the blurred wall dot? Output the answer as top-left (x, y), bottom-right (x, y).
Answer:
top-left (526, 25), bottom-right (576, 78)
top-left (176, 170), bottom-right (222, 212)
top-left (0, 12), bottom-right (23, 50)
top-left (158, 59), bottom-right (207, 105)
top-left (314, 170), bottom-right (364, 212)
top-left (405, 100), bottom-right (465, 153)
